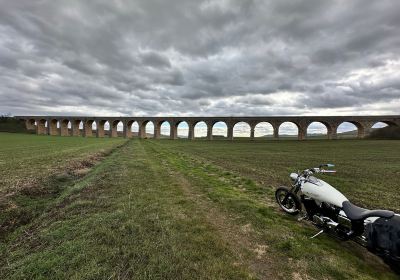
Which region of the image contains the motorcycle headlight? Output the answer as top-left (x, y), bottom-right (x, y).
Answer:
top-left (290, 173), bottom-right (298, 182)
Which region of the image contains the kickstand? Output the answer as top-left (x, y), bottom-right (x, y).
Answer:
top-left (310, 229), bottom-right (324, 239)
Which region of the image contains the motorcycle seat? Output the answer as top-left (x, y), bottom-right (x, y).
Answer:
top-left (342, 201), bottom-right (394, 221)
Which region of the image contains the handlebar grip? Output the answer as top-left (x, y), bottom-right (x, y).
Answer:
top-left (320, 170), bottom-right (336, 173)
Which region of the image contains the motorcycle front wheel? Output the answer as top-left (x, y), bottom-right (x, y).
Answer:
top-left (275, 186), bottom-right (301, 215)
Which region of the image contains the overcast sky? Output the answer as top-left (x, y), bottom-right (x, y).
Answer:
top-left (1, 0), bottom-right (400, 119)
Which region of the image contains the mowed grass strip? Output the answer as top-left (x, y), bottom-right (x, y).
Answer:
top-left (1, 140), bottom-right (252, 279)
top-left (143, 140), bottom-right (399, 279)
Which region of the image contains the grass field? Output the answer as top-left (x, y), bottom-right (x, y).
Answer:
top-left (1, 133), bottom-right (399, 279)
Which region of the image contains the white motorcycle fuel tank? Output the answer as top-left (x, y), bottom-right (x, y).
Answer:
top-left (301, 176), bottom-right (348, 207)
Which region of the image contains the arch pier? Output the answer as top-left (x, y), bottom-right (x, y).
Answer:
top-left (15, 116), bottom-right (400, 140)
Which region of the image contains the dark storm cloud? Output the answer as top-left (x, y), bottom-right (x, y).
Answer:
top-left (0, 0), bottom-right (399, 117)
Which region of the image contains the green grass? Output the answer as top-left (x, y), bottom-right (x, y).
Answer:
top-left (1, 134), bottom-right (399, 279)
top-left (0, 132), bottom-right (125, 194)
top-left (154, 139), bottom-right (400, 211)
top-left (0, 133), bottom-right (125, 240)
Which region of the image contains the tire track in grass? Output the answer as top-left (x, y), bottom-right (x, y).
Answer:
top-left (152, 152), bottom-right (276, 279)
top-left (143, 140), bottom-right (399, 280)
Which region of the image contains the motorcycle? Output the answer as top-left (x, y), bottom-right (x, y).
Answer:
top-left (275, 164), bottom-right (400, 272)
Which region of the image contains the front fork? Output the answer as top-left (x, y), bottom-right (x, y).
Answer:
top-left (282, 184), bottom-right (301, 205)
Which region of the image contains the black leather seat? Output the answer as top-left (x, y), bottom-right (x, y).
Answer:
top-left (342, 201), bottom-right (394, 220)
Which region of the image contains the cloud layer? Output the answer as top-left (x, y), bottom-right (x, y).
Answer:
top-left (1, 0), bottom-right (400, 118)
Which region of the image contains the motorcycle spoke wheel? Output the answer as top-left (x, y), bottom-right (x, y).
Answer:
top-left (275, 187), bottom-right (301, 215)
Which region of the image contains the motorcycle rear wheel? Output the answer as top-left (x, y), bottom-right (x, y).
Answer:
top-left (275, 186), bottom-right (301, 215)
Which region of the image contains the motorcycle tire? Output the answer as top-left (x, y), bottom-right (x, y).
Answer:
top-left (275, 186), bottom-right (302, 215)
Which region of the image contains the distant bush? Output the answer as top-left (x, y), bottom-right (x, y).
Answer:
top-left (0, 116), bottom-right (32, 133)
top-left (368, 126), bottom-right (400, 140)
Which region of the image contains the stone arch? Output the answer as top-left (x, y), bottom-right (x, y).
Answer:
top-left (233, 121), bottom-right (251, 138)
top-left (83, 119), bottom-right (96, 137)
top-left (306, 121), bottom-right (332, 139)
top-left (110, 120), bottom-right (123, 138)
top-left (176, 121), bottom-right (189, 139)
top-left (48, 119), bottom-right (58, 136)
top-left (141, 120), bottom-right (154, 138)
top-left (337, 121), bottom-right (365, 139)
top-left (36, 119), bottom-right (47, 135)
top-left (254, 121), bottom-right (274, 138)
top-left (96, 120), bottom-right (108, 138)
top-left (278, 122), bottom-right (300, 139)
top-left (60, 119), bottom-right (70, 136)
top-left (156, 120), bottom-right (171, 139)
top-left (25, 119), bottom-right (36, 131)
top-left (212, 121), bottom-right (228, 139)
top-left (371, 121), bottom-right (396, 129)
top-left (130, 120), bottom-right (139, 136)
top-left (336, 122), bottom-right (358, 139)
top-left (71, 120), bottom-right (82, 136)
top-left (193, 121), bottom-right (208, 139)
top-left (125, 120), bottom-right (138, 138)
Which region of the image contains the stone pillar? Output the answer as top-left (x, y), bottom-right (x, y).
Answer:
top-left (124, 121), bottom-right (133, 138)
top-left (110, 120), bottom-right (118, 138)
top-left (298, 125), bottom-right (307, 140)
top-left (188, 122), bottom-right (195, 140)
top-left (72, 120), bottom-right (81, 136)
top-left (84, 120), bottom-right (93, 137)
top-left (328, 124), bottom-right (338, 140)
top-left (36, 119), bottom-right (46, 135)
top-left (170, 122), bottom-right (178, 140)
top-left (272, 124), bottom-right (280, 139)
top-left (207, 122), bottom-right (213, 140)
top-left (138, 121), bottom-right (146, 139)
top-left (60, 120), bottom-right (69, 136)
top-left (357, 122), bottom-right (373, 139)
top-left (227, 124), bottom-right (233, 140)
top-left (48, 119), bottom-right (58, 136)
top-left (97, 120), bottom-right (105, 138)
top-left (250, 124), bottom-right (255, 140)
top-left (154, 122), bottom-right (161, 139)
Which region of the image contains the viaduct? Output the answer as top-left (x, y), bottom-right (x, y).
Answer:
top-left (15, 115), bottom-right (400, 140)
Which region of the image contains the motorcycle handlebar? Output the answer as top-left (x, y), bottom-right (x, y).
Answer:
top-left (304, 165), bottom-right (336, 175)
top-left (319, 170), bottom-right (336, 174)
